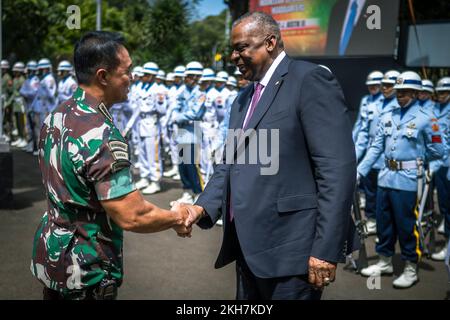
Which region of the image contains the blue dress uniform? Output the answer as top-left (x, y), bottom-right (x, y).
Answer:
top-left (358, 100), bottom-right (446, 263)
top-left (110, 101), bottom-right (131, 134)
top-left (126, 81), bottom-right (166, 186)
top-left (418, 98), bottom-right (434, 110)
top-left (19, 74), bottom-right (40, 150)
top-left (172, 84), bottom-right (206, 195)
top-left (355, 95), bottom-right (398, 220)
top-left (430, 101), bottom-right (450, 238)
top-left (353, 92), bottom-right (383, 141)
top-left (31, 72), bottom-right (57, 126)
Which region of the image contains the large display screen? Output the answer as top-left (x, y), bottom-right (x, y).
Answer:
top-left (249, 0), bottom-right (400, 57)
top-left (406, 23), bottom-right (450, 68)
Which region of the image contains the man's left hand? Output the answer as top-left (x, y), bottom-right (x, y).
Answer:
top-left (308, 256), bottom-right (337, 289)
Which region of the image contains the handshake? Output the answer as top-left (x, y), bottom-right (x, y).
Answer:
top-left (170, 201), bottom-right (205, 238)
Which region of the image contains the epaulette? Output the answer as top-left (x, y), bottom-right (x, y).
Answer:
top-left (98, 102), bottom-right (113, 122)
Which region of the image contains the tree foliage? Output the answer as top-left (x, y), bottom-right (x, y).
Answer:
top-left (2, 0), bottom-right (228, 72)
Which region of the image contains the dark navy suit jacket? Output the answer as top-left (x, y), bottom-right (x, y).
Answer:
top-left (196, 55), bottom-right (357, 278)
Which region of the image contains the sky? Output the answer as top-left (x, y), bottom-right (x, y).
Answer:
top-left (195, 0), bottom-right (228, 20)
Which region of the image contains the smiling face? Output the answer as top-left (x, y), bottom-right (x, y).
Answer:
top-left (230, 20), bottom-right (276, 82)
top-left (103, 46), bottom-right (132, 104)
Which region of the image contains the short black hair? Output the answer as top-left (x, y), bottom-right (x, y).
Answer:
top-left (74, 31), bottom-right (126, 85)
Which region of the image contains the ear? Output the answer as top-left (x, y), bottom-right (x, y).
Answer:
top-left (96, 68), bottom-right (108, 86)
top-left (265, 35), bottom-right (276, 53)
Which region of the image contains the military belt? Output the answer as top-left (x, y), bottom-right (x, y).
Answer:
top-left (140, 111), bottom-right (157, 119)
top-left (385, 159), bottom-right (417, 171)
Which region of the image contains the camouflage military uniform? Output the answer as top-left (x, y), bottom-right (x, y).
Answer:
top-left (31, 87), bottom-right (136, 299)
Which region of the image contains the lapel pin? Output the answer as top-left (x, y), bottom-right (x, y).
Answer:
top-left (275, 81), bottom-right (280, 86)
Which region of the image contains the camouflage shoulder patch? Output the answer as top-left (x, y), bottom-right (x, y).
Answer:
top-left (98, 102), bottom-right (113, 122)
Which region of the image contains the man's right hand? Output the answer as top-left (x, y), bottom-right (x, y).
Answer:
top-left (170, 202), bottom-right (193, 237)
top-left (170, 202), bottom-right (205, 237)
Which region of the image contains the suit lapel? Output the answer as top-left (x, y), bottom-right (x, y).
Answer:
top-left (244, 56), bottom-right (290, 131)
top-left (234, 55), bottom-right (291, 153)
top-left (229, 85), bottom-right (253, 130)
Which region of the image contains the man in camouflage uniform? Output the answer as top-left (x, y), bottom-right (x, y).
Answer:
top-left (30, 31), bottom-right (192, 300)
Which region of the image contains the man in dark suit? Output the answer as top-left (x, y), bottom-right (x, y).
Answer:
top-left (178, 12), bottom-right (356, 300)
top-left (325, 0), bottom-right (399, 56)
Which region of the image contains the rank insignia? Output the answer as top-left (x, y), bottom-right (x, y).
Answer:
top-left (432, 123), bottom-right (439, 132)
top-left (108, 140), bottom-right (129, 162)
top-left (432, 135), bottom-right (442, 143)
top-left (98, 102), bottom-right (113, 122)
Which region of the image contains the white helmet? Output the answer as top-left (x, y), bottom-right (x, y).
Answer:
top-left (132, 66), bottom-right (144, 77)
top-left (421, 79), bottom-right (434, 93)
top-left (174, 65), bottom-right (186, 77)
top-left (200, 68), bottom-right (215, 82)
top-left (12, 62), bottom-right (25, 73)
top-left (381, 70), bottom-right (400, 85)
top-left (227, 76), bottom-right (237, 87)
top-left (156, 70), bottom-right (166, 80)
top-left (57, 60), bottom-right (72, 71)
top-left (435, 77), bottom-right (450, 92)
top-left (365, 71), bottom-right (383, 85)
top-left (215, 70), bottom-right (229, 82)
top-left (1, 60), bottom-right (10, 69)
top-left (185, 61), bottom-right (203, 76)
top-left (26, 60), bottom-right (38, 71)
top-left (234, 68), bottom-right (242, 76)
top-left (394, 71), bottom-right (422, 91)
top-left (142, 62), bottom-right (159, 75)
top-left (37, 58), bottom-right (52, 70)
top-left (166, 72), bottom-right (175, 82)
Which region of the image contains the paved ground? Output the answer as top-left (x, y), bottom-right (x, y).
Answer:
top-left (0, 149), bottom-right (449, 300)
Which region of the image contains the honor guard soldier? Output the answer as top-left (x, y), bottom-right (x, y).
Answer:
top-left (163, 65), bottom-right (186, 181)
top-left (8, 62), bottom-right (27, 147)
top-left (1, 59), bottom-right (13, 141)
top-left (30, 58), bottom-right (57, 153)
top-left (357, 71), bottom-right (446, 288)
top-left (355, 70), bottom-right (400, 235)
top-left (199, 68), bottom-right (218, 183)
top-left (124, 62), bottom-right (166, 195)
top-left (353, 71), bottom-right (384, 141)
top-left (418, 79), bottom-right (435, 110)
top-left (171, 61), bottom-right (205, 204)
top-left (212, 71), bottom-right (231, 124)
top-left (20, 60), bottom-right (40, 152)
top-left (56, 61), bottom-right (77, 106)
top-left (431, 77), bottom-right (450, 261)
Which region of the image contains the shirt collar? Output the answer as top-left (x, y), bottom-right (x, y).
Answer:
top-left (258, 51), bottom-right (286, 88)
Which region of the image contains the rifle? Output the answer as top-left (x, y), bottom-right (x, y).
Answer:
top-left (417, 167), bottom-right (436, 258)
top-left (352, 188), bottom-right (368, 272)
top-left (445, 237), bottom-right (450, 282)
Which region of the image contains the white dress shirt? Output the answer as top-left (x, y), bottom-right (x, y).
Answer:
top-left (242, 50), bottom-right (286, 127)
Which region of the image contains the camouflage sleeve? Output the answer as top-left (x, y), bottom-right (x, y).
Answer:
top-left (95, 167), bottom-right (136, 200)
top-left (86, 138), bottom-right (136, 200)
